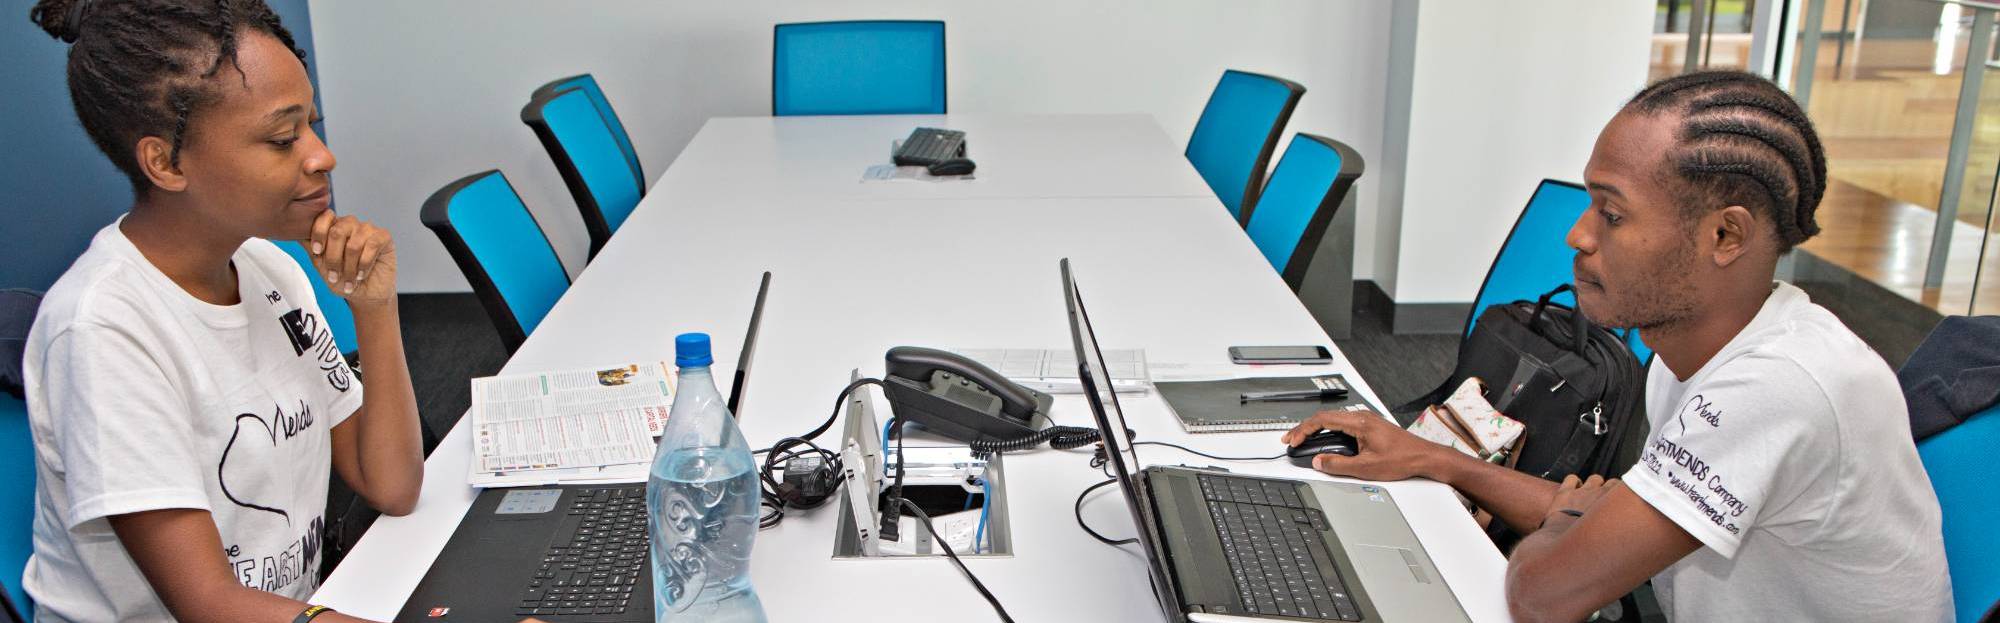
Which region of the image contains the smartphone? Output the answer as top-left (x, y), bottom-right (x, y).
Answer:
top-left (1228, 345), bottom-right (1334, 365)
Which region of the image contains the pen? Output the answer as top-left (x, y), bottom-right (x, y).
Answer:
top-left (1239, 388), bottom-right (1349, 403)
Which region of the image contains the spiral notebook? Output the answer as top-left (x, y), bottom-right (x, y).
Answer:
top-left (1154, 374), bottom-right (1380, 433)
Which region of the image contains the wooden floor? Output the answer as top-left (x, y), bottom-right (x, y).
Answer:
top-left (1799, 177), bottom-right (2000, 315)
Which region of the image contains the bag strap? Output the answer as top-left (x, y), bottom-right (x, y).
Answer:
top-left (1538, 401), bottom-right (1607, 479)
top-left (1527, 284), bottom-right (1589, 356)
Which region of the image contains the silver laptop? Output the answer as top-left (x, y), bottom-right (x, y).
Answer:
top-left (1060, 259), bottom-right (1469, 623)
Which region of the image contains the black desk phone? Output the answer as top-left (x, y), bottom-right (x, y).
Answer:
top-left (880, 346), bottom-right (1054, 443)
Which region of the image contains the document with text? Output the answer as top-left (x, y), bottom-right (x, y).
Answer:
top-left (468, 362), bottom-right (676, 487)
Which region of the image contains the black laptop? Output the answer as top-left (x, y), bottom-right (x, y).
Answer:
top-left (394, 272), bottom-right (771, 622)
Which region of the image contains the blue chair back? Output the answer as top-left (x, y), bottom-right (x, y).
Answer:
top-left (1243, 133), bottom-right (1364, 291)
top-left (1186, 70), bottom-right (1305, 226)
top-left (1469, 179), bottom-right (1653, 360)
top-left (523, 88), bottom-right (644, 260)
top-left (532, 74), bottom-right (643, 195)
top-left (0, 288), bottom-right (36, 621)
top-left (0, 395), bottom-right (31, 622)
top-left (273, 240), bottom-right (356, 354)
top-left (772, 20), bottom-right (946, 116)
top-left (1918, 404), bottom-right (2000, 622)
top-left (418, 171), bottom-right (570, 354)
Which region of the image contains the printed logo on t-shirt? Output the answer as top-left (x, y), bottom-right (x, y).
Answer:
top-left (1669, 393), bottom-right (1724, 437)
top-left (217, 398), bottom-right (327, 594)
top-left (1640, 393), bottom-right (1753, 535)
top-left (225, 514), bottom-right (325, 594)
top-left (275, 307), bottom-right (351, 393)
top-left (219, 400), bottom-right (319, 523)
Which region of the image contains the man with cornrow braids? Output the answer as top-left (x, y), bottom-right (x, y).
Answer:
top-left (22, 1), bottom-right (541, 621)
top-left (1286, 70), bottom-right (1952, 622)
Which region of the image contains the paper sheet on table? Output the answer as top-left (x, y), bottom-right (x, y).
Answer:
top-left (861, 164), bottom-right (976, 183)
top-left (468, 362), bottom-right (676, 487)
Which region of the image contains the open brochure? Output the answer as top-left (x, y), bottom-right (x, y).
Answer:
top-left (468, 362), bottom-right (676, 487)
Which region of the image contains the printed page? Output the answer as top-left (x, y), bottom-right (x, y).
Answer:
top-left (470, 362), bottom-right (675, 477)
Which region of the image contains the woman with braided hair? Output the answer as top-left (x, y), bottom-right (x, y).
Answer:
top-left (1285, 70), bottom-right (1952, 621)
top-left (18, 1), bottom-right (449, 621)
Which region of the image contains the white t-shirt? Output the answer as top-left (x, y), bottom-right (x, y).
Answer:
top-left (21, 221), bottom-right (362, 622)
top-left (1622, 282), bottom-right (1952, 622)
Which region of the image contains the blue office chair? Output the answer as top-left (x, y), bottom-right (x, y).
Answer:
top-left (1918, 402), bottom-right (2000, 622)
top-left (532, 74), bottom-right (644, 196)
top-left (1469, 179), bottom-right (1652, 360)
top-left (1243, 133), bottom-right (1363, 292)
top-left (0, 394), bottom-right (30, 623)
top-left (272, 240), bottom-right (357, 355)
top-left (772, 20), bottom-right (946, 116)
top-left (419, 171), bottom-right (571, 354)
top-left (1, 289), bottom-right (38, 621)
top-left (1186, 70), bottom-right (1305, 226)
top-left (523, 87), bottom-right (645, 261)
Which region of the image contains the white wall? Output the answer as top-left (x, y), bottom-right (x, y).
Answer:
top-left (1380, 1), bottom-right (1655, 304)
top-left (1370, 0), bottom-right (1423, 297)
top-left (308, 1), bottom-right (1394, 292)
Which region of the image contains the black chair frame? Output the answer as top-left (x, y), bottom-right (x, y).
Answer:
top-left (1272, 133), bottom-right (1365, 292)
top-left (530, 73), bottom-right (645, 196)
top-left (522, 87), bottom-right (622, 261)
top-left (1190, 69), bottom-right (1305, 228)
top-left (418, 170), bottom-right (571, 355)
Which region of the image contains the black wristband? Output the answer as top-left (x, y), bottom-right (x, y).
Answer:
top-left (294, 605), bottom-right (334, 623)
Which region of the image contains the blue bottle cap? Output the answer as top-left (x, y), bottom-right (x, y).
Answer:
top-left (674, 333), bottom-right (713, 367)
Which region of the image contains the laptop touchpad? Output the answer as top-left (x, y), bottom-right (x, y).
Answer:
top-left (495, 489), bottom-right (562, 514)
top-left (1351, 544), bottom-right (1430, 584)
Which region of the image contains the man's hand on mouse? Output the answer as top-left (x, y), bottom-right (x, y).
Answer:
top-left (1281, 409), bottom-right (1448, 481)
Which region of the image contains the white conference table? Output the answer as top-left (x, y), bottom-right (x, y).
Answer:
top-left (315, 114), bottom-right (1509, 622)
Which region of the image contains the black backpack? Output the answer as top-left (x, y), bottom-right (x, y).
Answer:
top-left (1400, 284), bottom-right (1648, 486)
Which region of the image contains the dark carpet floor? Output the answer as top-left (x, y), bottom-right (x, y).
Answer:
top-left (1333, 284), bottom-right (1460, 412)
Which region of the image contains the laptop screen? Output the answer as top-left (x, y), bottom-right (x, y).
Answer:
top-left (1061, 259), bottom-right (1185, 620)
top-left (726, 271), bottom-right (771, 418)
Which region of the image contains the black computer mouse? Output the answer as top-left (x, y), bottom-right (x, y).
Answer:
top-left (928, 158), bottom-right (977, 176)
top-left (1287, 430), bottom-right (1358, 468)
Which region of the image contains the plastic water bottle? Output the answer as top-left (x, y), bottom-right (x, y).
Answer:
top-left (648, 333), bottom-right (766, 622)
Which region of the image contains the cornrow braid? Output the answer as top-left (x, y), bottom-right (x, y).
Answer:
top-left (1689, 91), bottom-right (1828, 211)
top-left (1625, 70), bottom-right (1827, 252)
top-left (28, 0), bottom-right (306, 194)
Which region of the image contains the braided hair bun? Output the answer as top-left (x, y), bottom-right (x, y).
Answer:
top-left (28, 0), bottom-right (90, 43)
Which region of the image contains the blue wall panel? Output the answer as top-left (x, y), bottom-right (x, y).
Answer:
top-left (0, 0), bottom-right (319, 291)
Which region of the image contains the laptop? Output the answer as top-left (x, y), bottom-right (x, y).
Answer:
top-left (1060, 259), bottom-right (1469, 623)
top-left (394, 272), bottom-right (773, 622)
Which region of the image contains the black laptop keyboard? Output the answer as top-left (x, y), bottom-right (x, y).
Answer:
top-left (1197, 474), bottom-right (1362, 621)
top-left (517, 487), bottom-right (649, 618)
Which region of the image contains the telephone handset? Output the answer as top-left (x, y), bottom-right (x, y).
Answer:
top-left (880, 346), bottom-right (1054, 443)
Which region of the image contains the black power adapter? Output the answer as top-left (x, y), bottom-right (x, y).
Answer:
top-left (775, 454), bottom-right (837, 509)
